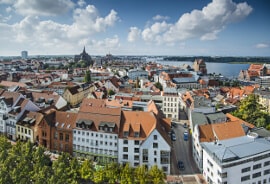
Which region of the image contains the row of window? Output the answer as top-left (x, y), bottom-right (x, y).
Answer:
top-left (242, 161), bottom-right (270, 173)
top-left (54, 132), bottom-right (69, 142)
top-left (74, 130), bottom-right (117, 139)
top-left (17, 126), bottom-right (31, 135)
top-left (74, 137), bottom-right (117, 147)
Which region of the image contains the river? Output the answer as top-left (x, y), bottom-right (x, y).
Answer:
top-left (157, 60), bottom-right (250, 79)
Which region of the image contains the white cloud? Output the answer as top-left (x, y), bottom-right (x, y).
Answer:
top-left (14, 0), bottom-right (74, 16)
top-left (127, 27), bottom-right (141, 42)
top-left (0, 0), bottom-right (14, 4)
top-left (0, 14), bottom-right (12, 22)
top-left (5, 6), bottom-right (12, 13)
top-left (255, 43), bottom-right (269, 49)
top-left (0, 4), bottom-right (119, 55)
top-left (89, 35), bottom-right (120, 53)
top-left (152, 15), bottom-right (170, 21)
top-left (77, 0), bottom-right (86, 7)
top-left (133, 0), bottom-right (252, 45)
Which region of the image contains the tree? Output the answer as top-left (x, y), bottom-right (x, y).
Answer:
top-left (120, 163), bottom-right (134, 184)
top-left (135, 165), bottom-right (149, 184)
top-left (154, 82), bottom-right (163, 91)
top-left (232, 94), bottom-right (270, 128)
top-left (108, 89), bottom-right (115, 96)
top-left (148, 165), bottom-right (165, 184)
top-left (80, 159), bottom-right (94, 181)
top-left (84, 70), bottom-right (91, 83)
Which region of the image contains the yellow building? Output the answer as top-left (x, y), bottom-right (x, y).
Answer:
top-left (63, 84), bottom-right (95, 107)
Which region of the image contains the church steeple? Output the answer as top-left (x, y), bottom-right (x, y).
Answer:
top-left (83, 46), bottom-right (86, 54)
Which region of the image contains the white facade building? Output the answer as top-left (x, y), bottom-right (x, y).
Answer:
top-left (202, 135), bottom-right (270, 184)
top-left (162, 88), bottom-right (180, 120)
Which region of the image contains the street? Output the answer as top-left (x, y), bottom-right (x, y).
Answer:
top-left (170, 110), bottom-right (200, 175)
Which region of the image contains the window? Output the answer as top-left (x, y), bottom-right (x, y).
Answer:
top-left (252, 172), bottom-right (261, 178)
top-left (153, 143), bottom-right (158, 148)
top-left (265, 161), bottom-right (270, 166)
top-left (242, 167), bottom-right (251, 173)
top-left (134, 155), bottom-right (139, 160)
top-left (123, 154), bottom-right (128, 160)
top-left (124, 140), bottom-right (128, 144)
top-left (65, 134), bottom-right (69, 142)
top-left (154, 135), bottom-right (157, 140)
top-left (154, 151), bottom-right (157, 155)
top-left (123, 147), bottom-right (128, 152)
top-left (253, 164), bottom-right (261, 170)
top-left (241, 175), bottom-right (250, 182)
top-left (154, 158), bottom-right (157, 163)
top-left (54, 132), bottom-right (58, 139)
top-left (264, 169), bottom-right (270, 175)
top-left (134, 132), bottom-right (139, 137)
top-left (134, 148), bottom-right (139, 153)
top-left (124, 131), bottom-right (129, 137)
top-left (143, 149), bottom-right (148, 162)
top-left (134, 140), bottom-right (140, 145)
top-left (59, 133), bottom-right (63, 141)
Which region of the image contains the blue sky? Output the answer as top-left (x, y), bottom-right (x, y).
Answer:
top-left (0, 0), bottom-right (269, 56)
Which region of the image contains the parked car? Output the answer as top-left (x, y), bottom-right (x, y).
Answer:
top-left (171, 133), bottom-right (176, 141)
top-left (184, 131), bottom-right (188, 141)
top-left (178, 160), bottom-right (185, 170)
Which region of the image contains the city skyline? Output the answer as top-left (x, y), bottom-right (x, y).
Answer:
top-left (0, 0), bottom-right (269, 57)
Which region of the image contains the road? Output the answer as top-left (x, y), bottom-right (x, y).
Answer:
top-left (170, 110), bottom-right (200, 175)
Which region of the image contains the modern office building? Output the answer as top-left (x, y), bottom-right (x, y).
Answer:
top-left (21, 51), bottom-right (28, 59)
top-left (202, 134), bottom-right (270, 184)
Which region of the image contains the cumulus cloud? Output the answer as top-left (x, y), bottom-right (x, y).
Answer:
top-left (0, 4), bottom-right (119, 55)
top-left (127, 27), bottom-right (141, 42)
top-left (77, 0), bottom-right (86, 7)
top-left (255, 43), bottom-right (269, 49)
top-left (14, 0), bottom-right (74, 16)
top-left (133, 0), bottom-right (252, 44)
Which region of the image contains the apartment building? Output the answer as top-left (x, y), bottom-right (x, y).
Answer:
top-left (16, 111), bottom-right (43, 143)
top-left (73, 101), bottom-right (121, 164)
top-left (118, 111), bottom-right (171, 175)
top-left (161, 88), bottom-right (180, 121)
top-left (202, 135), bottom-right (270, 184)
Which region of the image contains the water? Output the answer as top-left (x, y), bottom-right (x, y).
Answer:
top-left (157, 60), bottom-right (250, 79)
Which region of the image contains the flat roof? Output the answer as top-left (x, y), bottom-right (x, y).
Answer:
top-left (202, 135), bottom-right (270, 164)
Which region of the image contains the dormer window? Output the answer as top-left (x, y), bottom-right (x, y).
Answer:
top-left (76, 119), bottom-right (93, 129)
top-left (99, 122), bottom-right (116, 132)
top-left (134, 132), bottom-right (139, 138)
top-left (123, 131), bottom-right (129, 137)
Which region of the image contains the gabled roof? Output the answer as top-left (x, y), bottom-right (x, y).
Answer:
top-left (55, 111), bottom-right (77, 130)
top-left (226, 113), bottom-right (255, 129)
top-left (120, 111), bottom-right (157, 139)
top-left (212, 122), bottom-right (246, 141)
top-left (67, 86), bottom-right (81, 95)
top-left (199, 124), bottom-right (214, 142)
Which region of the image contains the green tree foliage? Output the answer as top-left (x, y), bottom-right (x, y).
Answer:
top-left (84, 70), bottom-right (91, 83)
top-left (232, 94), bottom-right (270, 128)
top-left (154, 82), bottom-right (163, 91)
top-left (108, 89), bottom-right (115, 96)
top-left (149, 165), bottom-right (166, 184)
top-left (0, 137), bottom-right (166, 184)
